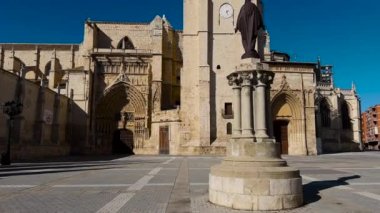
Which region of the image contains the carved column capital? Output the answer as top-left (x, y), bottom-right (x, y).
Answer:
top-left (227, 73), bottom-right (243, 88)
top-left (257, 70), bottom-right (274, 86)
top-left (240, 71), bottom-right (255, 86)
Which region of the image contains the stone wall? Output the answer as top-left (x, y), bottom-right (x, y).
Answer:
top-left (0, 69), bottom-right (87, 160)
top-left (315, 86), bottom-right (362, 153)
top-left (1, 44), bottom-right (79, 75)
top-left (269, 62), bottom-right (317, 156)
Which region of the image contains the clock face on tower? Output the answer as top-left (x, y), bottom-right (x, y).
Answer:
top-left (220, 3), bottom-right (234, 19)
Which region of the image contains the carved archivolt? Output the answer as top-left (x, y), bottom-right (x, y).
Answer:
top-left (104, 71), bottom-right (150, 97)
top-left (271, 92), bottom-right (302, 119)
top-left (104, 73), bottom-right (131, 91)
top-left (98, 81), bottom-right (147, 117)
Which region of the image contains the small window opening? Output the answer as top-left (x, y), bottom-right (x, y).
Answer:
top-left (225, 103), bottom-right (233, 116)
top-left (227, 123), bottom-right (232, 135)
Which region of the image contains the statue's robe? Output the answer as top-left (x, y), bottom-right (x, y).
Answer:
top-left (236, 0), bottom-right (264, 59)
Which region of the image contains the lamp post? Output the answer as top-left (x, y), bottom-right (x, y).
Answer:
top-left (1, 101), bottom-right (23, 166)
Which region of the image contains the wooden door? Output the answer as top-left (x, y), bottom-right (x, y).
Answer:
top-left (274, 120), bottom-right (289, 154)
top-left (159, 126), bottom-right (169, 154)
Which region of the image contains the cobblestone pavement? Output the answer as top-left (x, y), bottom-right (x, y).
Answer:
top-left (0, 152), bottom-right (379, 212)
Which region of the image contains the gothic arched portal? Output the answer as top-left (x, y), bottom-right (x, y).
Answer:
top-left (95, 82), bottom-right (146, 154)
top-left (271, 92), bottom-right (306, 155)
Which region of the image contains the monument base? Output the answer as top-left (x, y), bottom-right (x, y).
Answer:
top-left (209, 142), bottom-right (303, 211)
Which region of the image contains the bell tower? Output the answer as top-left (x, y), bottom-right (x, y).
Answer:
top-left (182, 0), bottom-right (212, 146)
top-left (181, 0), bottom-right (264, 147)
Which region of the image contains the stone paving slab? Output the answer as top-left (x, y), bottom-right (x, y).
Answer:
top-left (0, 190), bottom-right (117, 213)
top-left (189, 169), bottom-right (210, 184)
top-left (150, 169), bottom-right (178, 184)
top-left (0, 153), bottom-right (379, 212)
top-left (118, 186), bottom-right (172, 213)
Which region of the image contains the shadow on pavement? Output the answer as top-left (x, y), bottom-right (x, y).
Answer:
top-left (0, 165), bottom-right (126, 177)
top-left (13, 154), bottom-right (133, 164)
top-left (0, 155), bottom-right (166, 177)
top-left (303, 175), bottom-right (361, 205)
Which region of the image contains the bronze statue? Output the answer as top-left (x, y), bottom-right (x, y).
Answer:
top-left (235, 0), bottom-right (265, 59)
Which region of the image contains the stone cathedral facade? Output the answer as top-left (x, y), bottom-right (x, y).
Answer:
top-left (0, 0), bottom-right (362, 159)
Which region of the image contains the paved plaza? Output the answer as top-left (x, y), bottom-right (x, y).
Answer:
top-left (0, 152), bottom-right (379, 212)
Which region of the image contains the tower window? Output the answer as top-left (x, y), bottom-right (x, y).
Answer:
top-left (227, 123), bottom-right (232, 135)
top-left (225, 103), bottom-right (233, 116)
top-left (341, 102), bottom-right (351, 130)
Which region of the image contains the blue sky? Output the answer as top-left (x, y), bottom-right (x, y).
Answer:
top-left (1, 0), bottom-right (379, 111)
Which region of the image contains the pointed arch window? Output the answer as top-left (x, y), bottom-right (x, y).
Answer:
top-left (341, 101), bottom-right (351, 130)
top-left (320, 99), bottom-right (331, 127)
top-left (45, 61), bottom-right (52, 76)
top-left (117, 36), bottom-right (135, 50)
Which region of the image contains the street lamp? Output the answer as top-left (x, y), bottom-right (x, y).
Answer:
top-left (1, 101), bottom-right (23, 166)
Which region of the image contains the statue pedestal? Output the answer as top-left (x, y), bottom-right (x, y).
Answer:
top-left (209, 141), bottom-right (303, 211)
top-left (209, 60), bottom-right (303, 211)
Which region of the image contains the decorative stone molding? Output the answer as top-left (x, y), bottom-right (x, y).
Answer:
top-left (271, 89), bottom-right (303, 106)
top-left (237, 62), bottom-right (255, 71)
top-left (279, 75), bottom-right (291, 91)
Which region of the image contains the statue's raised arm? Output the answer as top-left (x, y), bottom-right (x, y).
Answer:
top-left (235, 0), bottom-right (265, 59)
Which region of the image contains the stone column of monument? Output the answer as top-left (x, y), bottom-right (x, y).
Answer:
top-left (209, 60), bottom-right (303, 211)
top-left (240, 72), bottom-right (254, 137)
top-left (266, 83), bottom-right (275, 138)
top-left (209, 1), bottom-right (303, 210)
top-left (255, 70), bottom-right (269, 140)
top-left (229, 75), bottom-right (242, 136)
